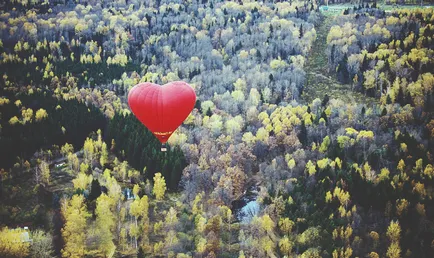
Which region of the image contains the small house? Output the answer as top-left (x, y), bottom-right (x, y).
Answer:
top-left (10, 227), bottom-right (32, 243)
top-left (21, 227), bottom-right (32, 243)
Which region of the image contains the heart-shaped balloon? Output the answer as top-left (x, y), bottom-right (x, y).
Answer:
top-left (128, 81), bottom-right (196, 143)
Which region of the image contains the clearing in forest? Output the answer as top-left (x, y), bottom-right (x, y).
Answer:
top-left (302, 12), bottom-right (374, 105)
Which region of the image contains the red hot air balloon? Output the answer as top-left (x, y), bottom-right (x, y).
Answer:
top-left (128, 81), bottom-right (196, 151)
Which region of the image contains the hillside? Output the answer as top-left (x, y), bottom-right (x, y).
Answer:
top-left (1, 1), bottom-right (434, 257)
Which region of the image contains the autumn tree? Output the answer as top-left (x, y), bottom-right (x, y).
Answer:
top-left (386, 221), bottom-right (401, 258)
top-left (100, 142), bottom-right (108, 167)
top-left (35, 108), bottom-right (48, 122)
top-left (0, 227), bottom-right (30, 257)
top-left (129, 195), bottom-right (149, 249)
top-left (61, 195), bottom-right (90, 258)
top-left (36, 160), bottom-right (50, 186)
top-left (61, 143), bottom-right (74, 157)
top-left (153, 172), bottom-right (167, 200)
top-left (72, 172), bottom-right (92, 191)
top-left (95, 194), bottom-right (116, 257)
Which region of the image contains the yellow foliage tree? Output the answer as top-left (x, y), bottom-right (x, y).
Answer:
top-left (21, 108), bottom-right (33, 124)
top-left (95, 194), bottom-right (116, 257)
top-left (369, 252), bottom-right (379, 258)
top-left (319, 136), bottom-right (330, 153)
top-left (72, 172), bottom-right (92, 191)
top-left (35, 108), bottom-right (48, 122)
top-left (153, 173), bottom-right (167, 200)
top-left (61, 195), bottom-right (90, 258)
top-left (386, 242), bottom-right (401, 258)
top-left (278, 218), bottom-right (295, 235)
top-left (369, 231), bottom-right (379, 248)
top-left (423, 164), bottom-right (433, 179)
top-left (386, 221), bottom-right (401, 243)
top-left (279, 236), bottom-right (293, 256)
top-left (397, 159), bottom-right (405, 173)
top-left (305, 160), bottom-right (316, 176)
top-left (100, 142), bottom-right (108, 167)
top-left (9, 116), bottom-right (20, 125)
top-left (0, 227), bottom-right (30, 257)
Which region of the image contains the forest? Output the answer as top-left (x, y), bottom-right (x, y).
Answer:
top-left (0, 0), bottom-right (434, 257)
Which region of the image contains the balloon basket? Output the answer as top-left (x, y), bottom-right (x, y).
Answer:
top-left (161, 143), bottom-right (167, 152)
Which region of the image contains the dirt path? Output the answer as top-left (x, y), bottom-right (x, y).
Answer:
top-left (302, 14), bottom-right (374, 105)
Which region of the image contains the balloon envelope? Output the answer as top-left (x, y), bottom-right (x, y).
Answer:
top-left (128, 81), bottom-right (196, 144)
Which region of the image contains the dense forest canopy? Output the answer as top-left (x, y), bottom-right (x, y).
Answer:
top-left (328, 4), bottom-right (434, 107)
top-left (0, 91), bottom-right (106, 169)
top-left (1, 0), bottom-right (434, 257)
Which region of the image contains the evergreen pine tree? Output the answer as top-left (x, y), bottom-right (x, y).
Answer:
top-left (89, 179), bottom-right (102, 202)
top-left (361, 54), bottom-right (369, 71)
top-left (137, 247), bottom-right (145, 258)
top-left (320, 111), bottom-right (328, 125)
top-left (322, 94), bottom-right (330, 107)
top-left (299, 24), bottom-right (303, 38)
top-left (206, 108), bottom-right (212, 117)
top-left (386, 94), bottom-right (392, 104)
top-left (331, 44), bottom-right (336, 65)
top-left (397, 86), bottom-right (405, 104)
top-left (298, 121), bottom-right (308, 146)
